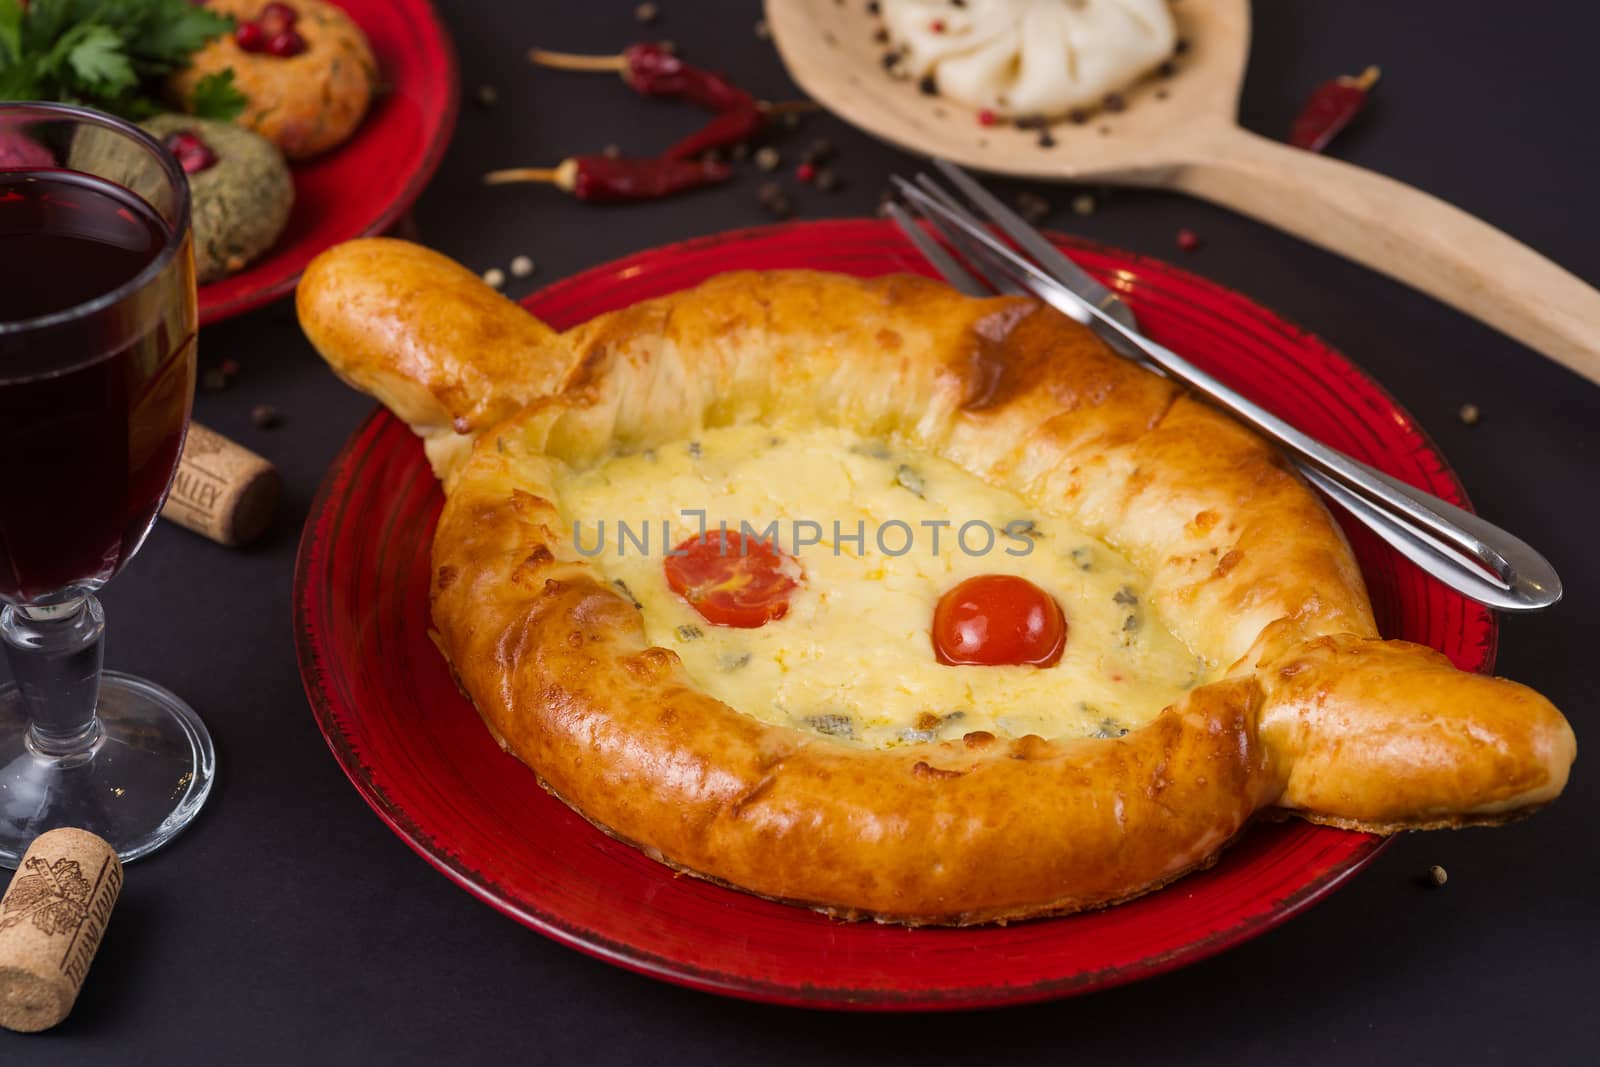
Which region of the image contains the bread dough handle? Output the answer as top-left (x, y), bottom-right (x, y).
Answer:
top-left (1252, 628), bottom-right (1576, 830)
top-left (297, 238), bottom-right (567, 470)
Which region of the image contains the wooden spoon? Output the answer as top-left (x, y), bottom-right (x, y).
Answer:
top-left (766, 0), bottom-right (1600, 386)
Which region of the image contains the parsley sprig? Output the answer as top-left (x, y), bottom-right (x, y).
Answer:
top-left (0, 0), bottom-right (246, 121)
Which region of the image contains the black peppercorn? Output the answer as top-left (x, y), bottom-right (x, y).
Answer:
top-left (804, 138), bottom-right (836, 164)
top-left (758, 181), bottom-right (793, 218)
top-left (1014, 191), bottom-right (1050, 225)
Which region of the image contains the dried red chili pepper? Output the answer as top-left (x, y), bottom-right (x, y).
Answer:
top-left (530, 44), bottom-right (819, 162)
top-left (621, 43), bottom-right (756, 112)
top-left (1290, 66), bottom-right (1380, 153)
top-left (663, 103), bottom-right (764, 161)
top-left (530, 44), bottom-right (756, 114)
top-left (483, 155), bottom-right (732, 202)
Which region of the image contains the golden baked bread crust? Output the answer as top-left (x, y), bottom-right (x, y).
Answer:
top-left (298, 238), bottom-right (1576, 924)
top-left (171, 0), bottom-right (376, 160)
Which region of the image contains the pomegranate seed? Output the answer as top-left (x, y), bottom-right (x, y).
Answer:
top-left (977, 108), bottom-right (998, 126)
top-left (796, 162), bottom-right (816, 183)
top-left (235, 20), bottom-right (265, 52)
top-left (265, 28), bottom-right (308, 57)
top-left (164, 131), bottom-right (218, 174)
top-left (1176, 227), bottom-right (1200, 251)
top-left (259, 2), bottom-right (299, 29)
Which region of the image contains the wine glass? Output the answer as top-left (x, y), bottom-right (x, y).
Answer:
top-left (0, 102), bottom-right (216, 867)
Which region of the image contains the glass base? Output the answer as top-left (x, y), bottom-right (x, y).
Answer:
top-left (0, 670), bottom-right (215, 868)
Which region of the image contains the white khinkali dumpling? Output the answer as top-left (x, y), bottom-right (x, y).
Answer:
top-left (881, 0), bottom-right (1177, 117)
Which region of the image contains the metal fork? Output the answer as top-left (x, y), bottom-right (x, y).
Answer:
top-left (887, 163), bottom-right (1561, 613)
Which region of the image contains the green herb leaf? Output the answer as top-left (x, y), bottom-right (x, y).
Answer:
top-left (17, 0), bottom-right (75, 56)
top-left (188, 67), bottom-right (245, 121)
top-left (0, 60), bottom-right (39, 102)
top-left (0, 1), bottom-right (24, 66)
top-left (133, 0), bottom-right (233, 69)
top-left (2, 0), bottom-right (234, 119)
top-left (65, 25), bottom-right (136, 93)
top-left (894, 464), bottom-right (926, 497)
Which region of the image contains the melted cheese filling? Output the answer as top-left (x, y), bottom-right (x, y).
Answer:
top-left (554, 426), bottom-right (1208, 749)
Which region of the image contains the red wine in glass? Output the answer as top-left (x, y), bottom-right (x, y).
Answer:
top-left (0, 170), bottom-right (196, 601)
top-left (1, 101), bottom-right (213, 868)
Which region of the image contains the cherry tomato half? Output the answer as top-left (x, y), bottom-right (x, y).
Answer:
top-left (663, 529), bottom-right (804, 628)
top-left (932, 574), bottom-right (1067, 667)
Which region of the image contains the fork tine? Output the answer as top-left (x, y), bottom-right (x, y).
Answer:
top-left (911, 173), bottom-right (967, 216)
top-left (883, 202), bottom-right (991, 298)
top-left (895, 181), bottom-right (1088, 313)
top-left (901, 177), bottom-right (1159, 368)
top-left (912, 175), bottom-right (1027, 296)
top-left (931, 159), bottom-right (1140, 333)
top-left (893, 178), bottom-right (1080, 321)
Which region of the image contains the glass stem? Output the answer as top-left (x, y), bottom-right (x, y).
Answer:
top-left (0, 596), bottom-right (105, 757)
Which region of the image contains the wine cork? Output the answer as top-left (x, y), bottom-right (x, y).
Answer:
top-left (0, 828), bottom-right (123, 1033)
top-left (162, 422), bottom-right (281, 547)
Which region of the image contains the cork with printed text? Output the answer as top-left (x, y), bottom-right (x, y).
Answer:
top-left (162, 422), bottom-right (281, 547)
top-left (0, 828), bottom-right (123, 1033)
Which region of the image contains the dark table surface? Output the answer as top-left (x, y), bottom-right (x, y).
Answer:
top-left (7, 0), bottom-right (1598, 1062)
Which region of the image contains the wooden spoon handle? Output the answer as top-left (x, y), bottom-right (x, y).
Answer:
top-left (1172, 127), bottom-right (1600, 386)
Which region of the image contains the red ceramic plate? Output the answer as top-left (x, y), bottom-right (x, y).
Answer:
top-left (196, 0), bottom-right (457, 325)
top-left (294, 220), bottom-right (1496, 1010)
